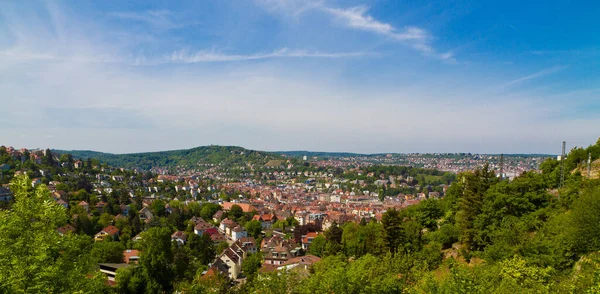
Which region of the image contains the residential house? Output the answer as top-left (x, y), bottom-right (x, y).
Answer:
top-left (231, 226), bottom-right (247, 242)
top-left (95, 225), bottom-right (120, 242)
top-left (99, 263), bottom-right (131, 283)
top-left (221, 202), bottom-right (256, 213)
top-left (56, 199), bottom-right (68, 208)
top-left (171, 231), bottom-right (188, 246)
top-left (213, 210), bottom-right (224, 222)
top-left (123, 249), bottom-right (140, 264)
top-left (210, 232), bottom-right (228, 245)
top-left (278, 255), bottom-right (321, 272)
top-left (219, 247), bottom-right (243, 279)
top-left (236, 237), bottom-right (258, 255)
top-left (138, 207), bottom-right (154, 223)
top-left (203, 259), bottom-right (230, 280)
top-left (95, 201), bottom-right (106, 213)
top-left (214, 238), bottom-right (257, 280)
top-left (120, 204), bottom-right (130, 216)
top-left (261, 235), bottom-right (299, 266)
top-left (301, 232), bottom-right (319, 250)
top-left (219, 218), bottom-right (237, 235)
top-left (251, 213), bottom-right (277, 229)
top-left (57, 224), bottom-right (75, 236)
top-left (202, 227), bottom-right (219, 237)
top-left (194, 221), bottom-right (215, 236)
top-left (78, 201), bottom-right (89, 212)
top-left (189, 216), bottom-right (205, 225)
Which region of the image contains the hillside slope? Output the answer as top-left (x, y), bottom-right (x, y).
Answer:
top-left (53, 145), bottom-right (282, 170)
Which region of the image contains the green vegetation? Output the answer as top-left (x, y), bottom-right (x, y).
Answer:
top-left (0, 175), bottom-right (110, 293)
top-left (3, 139), bottom-right (600, 293)
top-left (54, 145), bottom-right (285, 170)
top-left (234, 139), bottom-right (600, 293)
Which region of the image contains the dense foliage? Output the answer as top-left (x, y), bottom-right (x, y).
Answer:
top-left (0, 176), bottom-right (110, 293)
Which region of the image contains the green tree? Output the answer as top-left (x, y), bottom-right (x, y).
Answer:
top-left (455, 165), bottom-right (496, 250)
top-left (570, 185), bottom-right (600, 255)
top-left (309, 234), bottom-right (327, 257)
top-left (230, 204), bottom-right (244, 220)
top-left (42, 149), bottom-right (55, 167)
top-left (382, 208), bottom-right (403, 253)
top-left (245, 220), bottom-right (263, 239)
top-left (242, 253), bottom-right (262, 281)
top-left (430, 223), bottom-right (460, 249)
top-left (414, 198), bottom-right (443, 231)
top-left (150, 199), bottom-right (167, 217)
top-left (0, 175), bottom-right (108, 293)
top-left (325, 222), bottom-right (343, 245)
top-left (187, 233), bottom-right (216, 266)
top-left (118, 227), bottom-right (175, 293)
top-left (91, 240), bottom-right (125, 263)
top-left (199, 203), bottom-right (221, 220)
top-left (98, 212), bottom-right (114, 228)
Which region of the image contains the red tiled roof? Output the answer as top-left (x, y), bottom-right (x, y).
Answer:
top-left (102, 225), bottom-right (119, 236)
top-left (221, 202), bottom-right (256, 213)
top-left (195, 222), bottom-right (214, 231)
top-left (171, 231), bottom-right (188, 242)
top-left (203, 227), bottom-right (219, 236)
top-left (282, 254), bottom-right (321, 266)
top-left (123, 249), bottom-right (140, 264)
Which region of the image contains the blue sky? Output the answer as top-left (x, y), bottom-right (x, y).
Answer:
top-left (0, 0), bottom-right (598, 154)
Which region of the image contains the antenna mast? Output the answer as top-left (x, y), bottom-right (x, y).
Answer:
top-left (560, 141), bottom-right (566, 188)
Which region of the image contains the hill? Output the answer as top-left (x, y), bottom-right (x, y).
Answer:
top-left (53, 145), bottom-right (283, 170)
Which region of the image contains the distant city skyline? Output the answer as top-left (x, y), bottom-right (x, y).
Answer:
top-left (1, 1), bottom-right (599, 154)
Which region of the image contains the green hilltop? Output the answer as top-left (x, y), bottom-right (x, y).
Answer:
top-left (53, 145), bottom-right (283, 170)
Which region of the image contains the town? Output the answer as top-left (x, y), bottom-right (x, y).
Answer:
top-left (0, 144), bottom-right (555, 291)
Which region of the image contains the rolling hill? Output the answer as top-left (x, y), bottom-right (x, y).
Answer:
top-left (53, 145), bottom-right (283, 170)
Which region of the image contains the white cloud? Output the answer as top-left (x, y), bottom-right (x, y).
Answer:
top-left (132, 47), bottom-right (366, 65)
top-left (501, 66), bottom-right (566, 88)
top-left (109, 10), bottom-right (183, 30)
top-left (323, 6), bottom-right (395, 36)
top-left (257, 1), bottom-right (454, 61)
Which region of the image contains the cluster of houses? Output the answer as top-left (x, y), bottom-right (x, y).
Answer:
top-left (205, 234), bottom-right (320, 280)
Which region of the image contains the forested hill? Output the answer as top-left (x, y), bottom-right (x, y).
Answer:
top-left (53, 146), bottom-right (282, 170)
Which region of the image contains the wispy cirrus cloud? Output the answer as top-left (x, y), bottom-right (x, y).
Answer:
top-left (501, 66), bottom-right (567, 88)
top-left (109, 10), bottom-right (187, 30)
top-left (322, 5), bottom-right (454, 61)
top-left (257, 1), bottom-right (455, 61)
top-left (323, 6), bottom-right (426, 41)
top-left (0, 48), bottom-right (120, 63)
top-left (257, 0), bottom-right (324, 18)
top-left (134, 47), bottom-right (366, 65)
